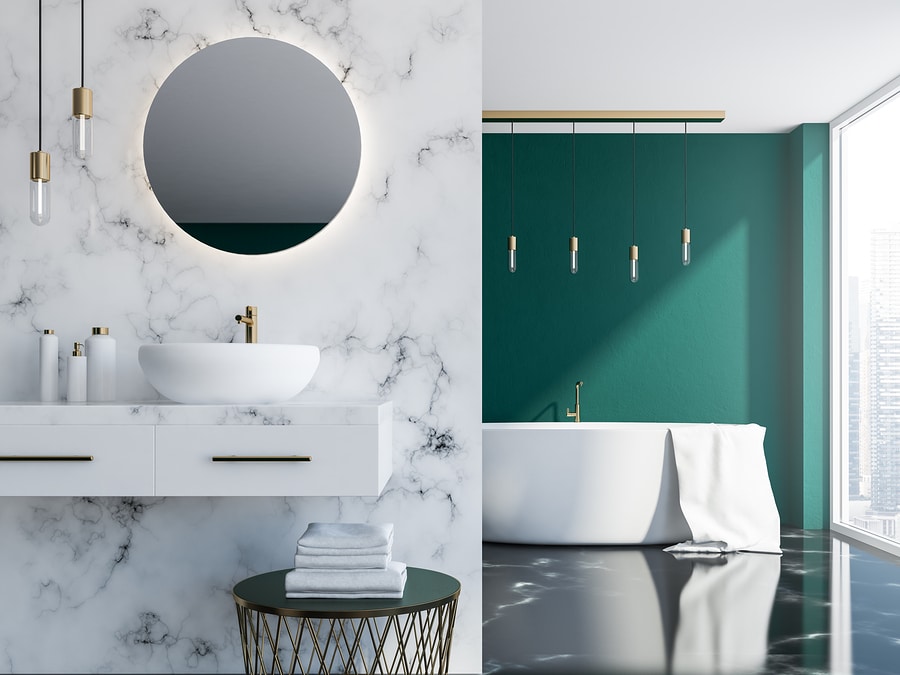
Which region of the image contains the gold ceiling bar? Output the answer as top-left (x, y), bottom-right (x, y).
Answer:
top-left (482, 110), bottom-right (726, 123)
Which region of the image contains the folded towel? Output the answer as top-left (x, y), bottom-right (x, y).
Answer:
top-left (294, 552), bottom-right (390, 570)
top-left (663, 424), bottom-right (782, 554)
top-left (297, 522), bottom-right (394, 550)
top-left (286, 590), bottom-right (404, 599)
top-left (285, 561), bottom-right (407, 597)
top-left (296, 543), bottom-right (392, 557)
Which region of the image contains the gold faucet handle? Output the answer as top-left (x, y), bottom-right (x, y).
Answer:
top-left (566, 408), bottom-right (576, 418)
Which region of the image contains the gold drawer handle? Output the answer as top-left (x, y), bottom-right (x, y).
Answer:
top-left (211, 455), bottom-right (312, 462)
top-left (0, 455), bottom-right (94, 462)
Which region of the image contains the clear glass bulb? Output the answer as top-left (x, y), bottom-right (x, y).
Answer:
top-left (630, 258), bottom-right (639, 283)
top-left (72, 114), bottom-right (92, 160)
top-left (681, 228), bottom-right (691, 266)
top-left (508, 248), bottom-right (517, 273)
top-left (570, 250), bottom-right (578, 274)
top-left (29, 179), bottom-right (50, 226)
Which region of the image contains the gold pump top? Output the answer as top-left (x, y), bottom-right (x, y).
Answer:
top-left (91, 327), bottom-right (109, 335)
top-left (72, 342), bottom-right (83, 357)
top-left (43, 329), bottom-right (54, 335)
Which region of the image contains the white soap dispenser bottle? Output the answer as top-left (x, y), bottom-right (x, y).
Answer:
top-left (67, 342), bottom-right (87, 403)
top-left (39, 329), bottom-right (59, 402)
top-left (86, 327), bottom-right (116, 402)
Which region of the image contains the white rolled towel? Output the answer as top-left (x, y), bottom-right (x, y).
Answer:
top-left (294, 552), bottom-right (390, 570)
top-left (297, 522), bottom-right (393, 551)
top-left (284, 561), bottom-right (407, 599)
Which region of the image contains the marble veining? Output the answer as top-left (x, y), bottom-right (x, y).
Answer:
top-left (484, 529), bottom-right (900, 674)
top-left (0, 0), bottom-right (480, 671)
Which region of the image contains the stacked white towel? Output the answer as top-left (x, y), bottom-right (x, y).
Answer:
top-left (285, 522), bottom-right (408, 599)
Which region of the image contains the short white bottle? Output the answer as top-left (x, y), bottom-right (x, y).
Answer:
top-left (67, 342), bottom-right (87, 403)
top-left (39, 329), bottom-right (59, 402)
top-left (86, 327), bottom-right (116, 402)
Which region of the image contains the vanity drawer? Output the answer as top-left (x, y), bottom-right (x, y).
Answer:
top-left (0, 425), bottom-right (155, 496)
top-left (155, 425), bottom-right (390, 496)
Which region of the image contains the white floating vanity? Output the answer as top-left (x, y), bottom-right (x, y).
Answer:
top-left (0, 401), bottom-right (392, 497)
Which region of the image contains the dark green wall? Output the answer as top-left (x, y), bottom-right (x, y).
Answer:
top-left (483, 126), bottom-right (829, 527)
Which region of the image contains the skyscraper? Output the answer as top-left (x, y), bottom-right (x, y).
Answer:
top-left (869, 229), bottom-right (900, 512)
top-left (849, 276), bottom-right (861, 499)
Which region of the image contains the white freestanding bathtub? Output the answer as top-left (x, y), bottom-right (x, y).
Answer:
top-left (483, 422), bottom-right (694, 545)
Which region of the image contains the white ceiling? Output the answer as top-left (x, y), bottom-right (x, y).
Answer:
top-left (483, 0), bottom-right (900, 133)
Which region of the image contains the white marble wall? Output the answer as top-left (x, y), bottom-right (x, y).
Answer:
top-left (0, 0), bottom-right (481, 672)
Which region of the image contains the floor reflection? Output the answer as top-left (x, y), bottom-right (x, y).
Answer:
top-left (483, 529), bottom-right (900, 674)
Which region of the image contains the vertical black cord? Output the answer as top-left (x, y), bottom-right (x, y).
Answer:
top-left (632, 122), bottom-right (636, 245)
top-left (38, 0), bottom-right (42, 150)
top-left (510, 122), bottom-right (515, 237)
top-left (81, 0), bottom-right (84, 87)
top-left (683, 122), bottom-right (687, 229)
top-left (571, 121), bottom-right (576, 237)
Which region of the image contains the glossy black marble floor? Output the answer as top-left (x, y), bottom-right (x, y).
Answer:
top-left (483, 529), bottom-right (900, 674)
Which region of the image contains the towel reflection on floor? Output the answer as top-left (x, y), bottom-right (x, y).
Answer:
top-left (483, 545), bottom-right (780, 674)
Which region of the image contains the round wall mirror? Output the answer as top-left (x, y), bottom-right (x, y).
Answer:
top-left (143, 38), bottom-right (361, 255)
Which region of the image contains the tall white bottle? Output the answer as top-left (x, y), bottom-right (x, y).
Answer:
top-left (67, 342), bottom-right (87, 403)
top-left (86, 327), bottom-right (116, 402)
top-left (39, 329), bottom-right (58, 402)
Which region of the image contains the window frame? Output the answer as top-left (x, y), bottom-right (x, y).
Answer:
top-left (830, 74), bottom-right (900, 557)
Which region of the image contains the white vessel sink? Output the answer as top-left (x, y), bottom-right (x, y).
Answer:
top-left (138, 343), bottom-right (320, 404)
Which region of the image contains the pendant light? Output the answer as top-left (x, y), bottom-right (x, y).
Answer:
top-left (681, 122), bottom-right (691, 265)
top-left (508, 122), bottom-right (517, 273)
top-left (29, 0), bottom-right (50, 226)
top-left (569, 122), bottom-right (578, 274)
top-left (629, 122), bottom-right (638, 283)
top-left (72, 0), bottom-right (93, 160)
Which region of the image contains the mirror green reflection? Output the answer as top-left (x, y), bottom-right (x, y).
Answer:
top-left (143, 37), bottom-right (361, 255)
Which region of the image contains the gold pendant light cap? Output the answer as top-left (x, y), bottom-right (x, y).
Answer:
top-left (682, 228), bottom-right (691, 244)
top-left (629, 244), bottom-right (639, 261)
top-left (569, 236), bottom-right (578, 252)
top-left (30, 151), bottom-right (50, 182)
top-left (73, 87), bottom-right (93, 118)
top-left (508, 235), bottom-right (517, 251)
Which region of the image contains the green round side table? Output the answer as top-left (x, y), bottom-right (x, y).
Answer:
top-left (233, 567), bottom-right (460, 674)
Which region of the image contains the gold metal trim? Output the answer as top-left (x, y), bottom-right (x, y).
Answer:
top-left (507, 235), bottom-right (516, 251)
top-left (72, 87), bottom-right (93, 118)
top-left (29, 151), bottom-right (50, 182)
top-left (630, 245), bottom-right (639, 261)
top-left (43, 329), bottom-right (54, 335)
top-left (212, 455), bottom-right (312, 462)
top-left (569, 236), bottom-right (578, 252)
top-left (0, 455), bottom-right (93, 462)
top-left (91, 326), bottom-right (109, 335)
top-left (483, 110), bottom-right (726, 123)
top-left (682, 228), bottom-right (691, 244)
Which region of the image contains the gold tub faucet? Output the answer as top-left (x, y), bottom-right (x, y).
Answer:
top-left (566, 381), bottom-right (584, 423)
top-left (235, 306), bottom-right (258, 343)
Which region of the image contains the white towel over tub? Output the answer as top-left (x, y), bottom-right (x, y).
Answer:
top-left (664, 423), bottom-right (782, 554)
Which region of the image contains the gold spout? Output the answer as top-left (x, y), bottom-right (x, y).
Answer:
top-left (566, 380), bottom-right (584, 423)
top-left (235, 305), bottom-right (258, 343)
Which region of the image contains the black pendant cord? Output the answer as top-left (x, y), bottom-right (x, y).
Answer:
top-left (683, 122), bottom-right (687, 229)
top-left (571, 121), bottom-right (576, 237)
top-left (631, 122), bottom-right (636, 245)
top-left (80, 0), bottom-right (84, 87)
top-left (38, 0), bottom-right (42, 150)
top-left (510, 122), bottom-right (515, 237)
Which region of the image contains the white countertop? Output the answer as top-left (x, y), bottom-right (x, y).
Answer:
top-left (0, 400), bottom-right (391, 426)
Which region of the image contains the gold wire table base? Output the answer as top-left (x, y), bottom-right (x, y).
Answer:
top-left (233, 568), bottom-right (460, 675)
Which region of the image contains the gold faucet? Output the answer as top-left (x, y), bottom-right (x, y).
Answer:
top-left (235, 306), bottom-right (258, 343)
top-left (566, 381), bottom-right (584, 423)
